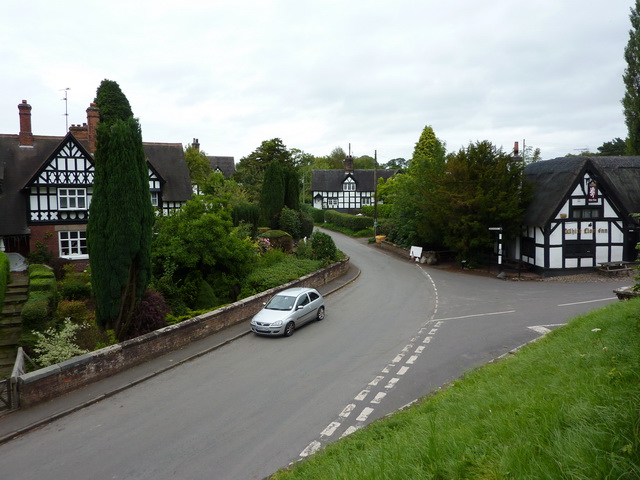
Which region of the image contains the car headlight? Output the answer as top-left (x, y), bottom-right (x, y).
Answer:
top-left (272, 320), bottom-right (284, 327)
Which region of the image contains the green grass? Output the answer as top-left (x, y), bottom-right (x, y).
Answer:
top-left (318, 222), bottom-right (374, 238)
top-left (273, 299), bottom-right (640, 479)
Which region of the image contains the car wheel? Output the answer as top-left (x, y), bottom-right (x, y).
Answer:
top-left (316, 306), bottom-right (325, 321)
top-left (284, 321), bottom-right (295, 337)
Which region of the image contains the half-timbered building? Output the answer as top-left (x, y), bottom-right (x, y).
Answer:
top-left (311, 156), bottom-right (398, 212)
top-left (0, 100), bottom-right (192, 264)
top-left (519, 156), bottom-right (640, 274)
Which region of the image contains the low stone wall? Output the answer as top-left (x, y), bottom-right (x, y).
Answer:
top-left (16, 258), bottom-right (350, 409)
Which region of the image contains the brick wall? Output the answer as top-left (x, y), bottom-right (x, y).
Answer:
top-left (16, 258), bottom-right (350, 408)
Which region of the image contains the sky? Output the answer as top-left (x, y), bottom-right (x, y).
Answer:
top-left (0, 1), bottom-right (633, 164)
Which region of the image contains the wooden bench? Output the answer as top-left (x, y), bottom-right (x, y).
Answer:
top-left (597, 261), bottom-right (636, 276)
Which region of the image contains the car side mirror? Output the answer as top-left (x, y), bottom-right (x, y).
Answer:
top-left (297, 305), bottom-right (304, 310)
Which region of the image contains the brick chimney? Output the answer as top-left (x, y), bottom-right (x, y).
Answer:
top-left (18, 100), bottom-right (33, 147)
top-left (86, 102), bottom-right (99, 154)
top-left (192, 138), bottom-right (200, 151)
top-left (69, 123), bottom-right (89, 140)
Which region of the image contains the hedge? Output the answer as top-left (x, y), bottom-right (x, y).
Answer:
top-left (21, 264), bottom-right (59, 347)
top-left (324, 210), bottom-right (374, 232)
top-left (361, 204), bottom-right (393, 219)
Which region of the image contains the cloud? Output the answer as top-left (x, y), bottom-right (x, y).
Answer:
top-left (0, 0), bottom-right (632, 161)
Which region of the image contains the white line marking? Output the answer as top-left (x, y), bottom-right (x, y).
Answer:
top-left (340, 426), bottom-right (359, 438)
top-left (371, 392), bottom-right (386, 404)
top-left (415, 346), bottom-right (425, 354)
top-left (392, 354), bottom-right (404, 363)
top-left (357, 407), bottom-right (374, 422)
top-left (423, 336), bottom-right (432, 343)
top-left (339, 404), bottom-right (356, 418)
top-left (433, 310), bottom-right (516, 321)
top-left (398, 366), bottom-right (410, 375)
top-left (529, 326), bottom-right (551, 335)
top-left (402, 344), bottom-right (413, 353)
top-left (558, 298), bottom-right (615, 306)
top-left (355, 389), bottom-right (370, 401)
top-left (406, 355), bottom-right (419, 364)
top-left (321, 421), bottom-right (341, 437)
top-left (435, 321), bottom-right (444, 328)
top-left (382, 365), bottom-right (391, 373)
top-left (428, 328), bottom-right (438, 335)
top-left (385, 377), bottom-right (399, 389)
top-left (369, 375), bottom-right (385, 386)
top-left (300, 441), bottom-right (321, 457)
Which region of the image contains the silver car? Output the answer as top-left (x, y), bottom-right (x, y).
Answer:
top-left (250, 287), bottom-right (325, 337)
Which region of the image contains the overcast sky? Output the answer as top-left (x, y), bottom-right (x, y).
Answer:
top-left (0, 1), bottom-right (632, 164)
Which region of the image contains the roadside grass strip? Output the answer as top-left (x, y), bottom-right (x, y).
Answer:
top-left (273, 298), bottom-right (640, 479)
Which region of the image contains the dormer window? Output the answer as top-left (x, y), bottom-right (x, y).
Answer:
top-left (58, 188), bottom-right (87, 210)
top-left (343, 177), bottom-right (356, 191)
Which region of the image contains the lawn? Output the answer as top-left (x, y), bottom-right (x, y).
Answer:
top-left (273, 298), bottom-right (640, 479)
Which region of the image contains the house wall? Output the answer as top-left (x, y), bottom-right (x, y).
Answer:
top-left (15, 258), bottom-right (350, 408)
top-left (523, 172), bottom-right (630, 272)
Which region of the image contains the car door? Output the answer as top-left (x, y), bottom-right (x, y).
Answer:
top-left (294, 293), bottom-right (312, 325)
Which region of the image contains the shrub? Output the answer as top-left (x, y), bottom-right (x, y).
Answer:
top-left (49, 257), bottom-right (73, 280)
top-left (259, 230), bottom-right (294, 252)
top-left (122, 289), bottom-right (169, 340)
top-left (361, 204), bottom-right (393, 218)
top-left (59, 276), bottom-right (93, 300)
top-left (0, 252), bottom-right (9, 305)
top-left (301, 204), bottom-right (325, 223)
top-left (278, 206), bottom-right (302, 239)
top-left (232, 202), bottom-right (260, 237)
top-left (193, 279), bottom-right (219, 310)
top-left (299, 211), bottom-right (315, 239)
top-left (239, 257), bottom-right (321, 298)
top-left (310, 231), bottom-right (338, 263)
top-left (56, 300), bottom-right (93, 323)
top-left (32, 318), bottom-right (89, 367)
top-left (28, 241), bottom-right (53, 265)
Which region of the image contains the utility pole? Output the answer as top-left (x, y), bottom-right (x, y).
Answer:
top-left (373, 150), bottom-right (378, 237)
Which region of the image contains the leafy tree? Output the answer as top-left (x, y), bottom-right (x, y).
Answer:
top-left (313, 147), bottom-right (347, 170)
top-left (390, 126), bottom-right (447, 246)
top-left (382, 157), bottom-right (409, 171)
top-left (437, 141), bottom-right (530, 265)
top-left (260, 160), bottom-right (286, 227)
top-left (354, 155), bottom-right (375, 169)
top-left (623, 1), bottom-right (640, 155)
top-left (151, 196), bottom-right (256, 307)
top-left (185, 144), bottom-right (212, 189)
top-left (234, 138), bottom-right (293, 200)
top-left (597, 137), bottom-right (626, 156)
top-left (88, 79), bottom-right (154, 340)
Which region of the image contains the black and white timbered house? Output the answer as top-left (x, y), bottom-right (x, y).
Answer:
top-left (0, 100), bottom-right (193, 266)
top-left (519, 156), bottom-right (640, 274)
top-left (311, 156), bottom-right (398, 212)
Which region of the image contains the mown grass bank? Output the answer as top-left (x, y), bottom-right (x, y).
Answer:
top-left (273, 299), bottom-right (640, 479)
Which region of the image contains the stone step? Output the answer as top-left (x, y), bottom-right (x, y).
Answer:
top-left (0, 327), bottom-right (21, 347)
top-left (3, 292), bottom-right (28, 304)
top-left (0, 315), bottom-right (21, 328)
top-left (0, 345), bottom-right (17, 368)
top-left (1, 303), bottom-right (23, 318)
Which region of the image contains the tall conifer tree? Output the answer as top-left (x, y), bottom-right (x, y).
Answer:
top-left (623, 1), bottom-right (640, 154)
top-left (87, 80), bottom-right (154, 339)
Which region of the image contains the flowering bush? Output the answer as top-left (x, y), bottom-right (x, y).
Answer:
top-left (255, 237), bottom-right (272, 255)
top-left (33, 318), bottom-right (89, 367)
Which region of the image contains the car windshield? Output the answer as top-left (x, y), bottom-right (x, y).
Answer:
top-left (265, 295), bottom-right (295, 311)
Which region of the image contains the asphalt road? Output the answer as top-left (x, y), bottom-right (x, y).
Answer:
top-left (0, 230), bottom-right (631, 480)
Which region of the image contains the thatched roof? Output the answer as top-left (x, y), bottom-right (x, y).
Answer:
top-left (523, 156), bottom-right (640, 227)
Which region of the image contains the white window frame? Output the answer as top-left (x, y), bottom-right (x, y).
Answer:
top-left (58, 188), bottom-right (87, 210)
top-left (343, 178), bottom-right (356, 191)
top-left (59, 231), bottom-right (88, 259)
top-left (328, 198), bottom-right (338, 208)
top-left (151, 191), bottom-right (159, 207)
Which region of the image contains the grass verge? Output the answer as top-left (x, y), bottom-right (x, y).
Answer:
top-left (273, 299), bottom-right (640, 479)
